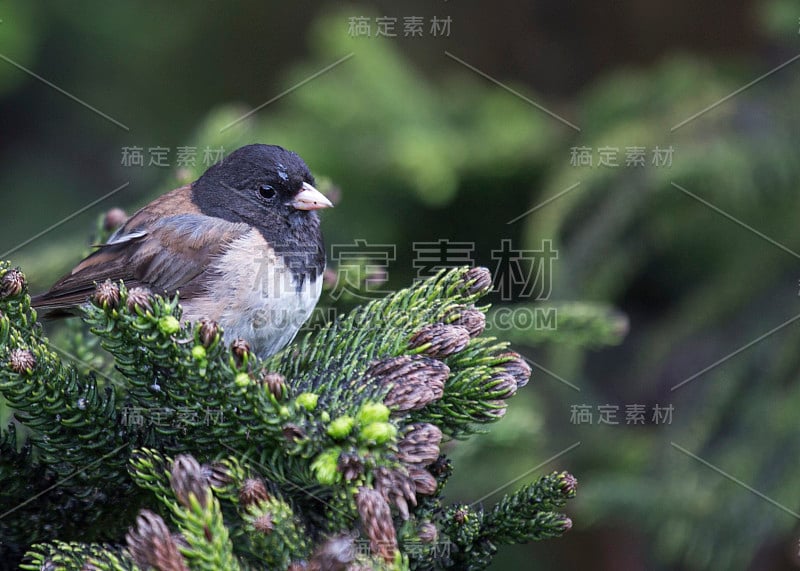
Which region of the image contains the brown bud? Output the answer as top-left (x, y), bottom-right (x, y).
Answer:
top-left (559, 472), bottom-right (578, 496)
top-left (93, 280), bottom-right (120, 309)
top-left (170, 454), bottom-right (208, 508)
top-left (374, 467), bottom-right (416, 520)
top-left (231, 338), bottom-right (251, 362)
top-left (9, 349), bottom-right (36, 374)
top-left (253, 513), bottom-right (274, 534)
top-left (454, 507), bottom-right (468, 524)
top-left (126, 509), bottom-right (189, 571)
top-left (398, 423), bottom-right (442, 466)
top-left (408, 324), bottom-right (470, 359)
top-left (337, 451), bottom-right (365, 482)
top-left (0, 268), bottom-right (25, 299)
top-left (103, 208), bottom-right (127, 231)
top-left (283, 423), bottom-right (306, 442)
top-left (356, 487), bottom-right (398, 562)
top-left (203, 462), bottom-right (233, 488)
top-left (484, 372), bottom-right (518, 399)
top-left (197, 319), bottom-right (220, 348)
top-left (309, 535), bottom-right (355, 571)
top-left (239, 478), bottom-right (270, 508)
top-left (498, 352), bottom-right (531, 388)
top-left (461, 267), bottom-right (492, 296)
top-left (560, 516), bottom-right (573, 532)
top-left (126, 286), bottom-right (152, 313)
top-left (367, 356), bottom-right (449, 413)
top-left (444, 306), bottom-right (486, 338)
top-left (408, 466), bottom-right (437, 496)
top-left (418, 522), bottom-right (438, 544)
top-left (261, 372), bottom-right (286, 400)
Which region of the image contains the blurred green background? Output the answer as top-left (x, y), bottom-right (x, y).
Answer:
top-left (3, 1), bottom-right (800, 569)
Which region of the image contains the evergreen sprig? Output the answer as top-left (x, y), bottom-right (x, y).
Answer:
top-left (0, 260), bottom-right (576, 570)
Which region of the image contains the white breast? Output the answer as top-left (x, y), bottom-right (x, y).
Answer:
top-left (181, 230), bottom-right (323, 358)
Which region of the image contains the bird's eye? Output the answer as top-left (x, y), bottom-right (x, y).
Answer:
top-left (258, 184), bottom-right (276, 199)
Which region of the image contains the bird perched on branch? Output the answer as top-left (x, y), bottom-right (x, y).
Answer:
top-left (32, 143), bottom-right (333, 358)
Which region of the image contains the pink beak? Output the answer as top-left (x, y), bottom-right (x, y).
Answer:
top-left (291, 182), bottom-right (334, 211)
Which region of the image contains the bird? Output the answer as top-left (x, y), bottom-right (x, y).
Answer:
top-left (31, 143), bottom-right (333, 359)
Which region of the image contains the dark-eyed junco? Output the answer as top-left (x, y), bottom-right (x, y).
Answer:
top-left (32, 144), bottom-right (333, 358)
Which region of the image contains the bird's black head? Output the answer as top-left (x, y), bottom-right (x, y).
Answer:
top-left (192, 144), bottom-right (331, 283)
top-left (192, 144), bottom-right (332, 226)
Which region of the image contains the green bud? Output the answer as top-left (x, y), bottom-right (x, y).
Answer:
top-left (311, 449), bottom-right (342, 485)
top-left (235, 372), bottom-right (251, 387)
top-left (357, 402), bottom-right (390, 425)
top-left (158, 316), bottom-right (181, 335)
top-left (327, 416), bottom-right (355, 439)
top-left (191, 345), bottom-right (207, 360)
top-left (321, 411), bottom-right (330, 423)
top-left (359, 421), bottom-right (397, 445)
top-left (296, 392), bottom-right (319, 411)
top-left (279, 406), bottom-right (290, 418)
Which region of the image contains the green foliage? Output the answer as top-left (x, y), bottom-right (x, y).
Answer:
top-left (0, 262), bottom-right (575, 570)
top-left (517, 51), bottom-right (800, 569)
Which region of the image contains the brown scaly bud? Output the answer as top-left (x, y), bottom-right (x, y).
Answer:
top-left (93, 280), bottom-right (120, 310)
top-left (366, 356), bottom-right (449, 413)
top-left (239, 478), bottom-right (270, 508)
top-left (408, 324), bottom-right (470, 359)
top-left (252, 513), bottom-right (274, 534)
top-left (231, 338), bottom-right (251, 363)
top-left (444, 305), bottom-right (486, 338)
top-left (461, 266), bottom-right (492, 296)
top-left (560, 516), bottom-right (573, 532)
top-left (126, 286), bottom-right (152, 313)
top-left (398, 423), bottom-right (442, 466)
top-left (418, 522), bottom-right (438, 544)
top-left (484, 372), bottom-right (518, 400)
top-left (126, 510), bottom-right (189, 571)
top-left (309, 535), bottom-right (356, 571)
top-left (559, 472), bottom-right (578, 496)
top-left (261, 372), bottom-right (286, 400)
top-left (374, 467), bottom-right (417, 520)
top-left (337, 451), bottom-right (365, 482)
top-left (197, 319), bottom-right (220, 348)
top-left (408, 465), bottom-right (437, 496)
top-left (203, 462), bottom-right (233, 489)
top-left (356, 487), bottom-right (398, 563)
top-left (170, 454), bottom-right (208, 508)
top-left (103, 207), bottom-right (127, 232)
top-left (0, 268), bottom-right (25, 299)
top-left (9, 349), bottom-right (36, 374)
top-left (498, 352), bottom-right (531, 388)
top-left (283, 423), bottom-right (306, 442)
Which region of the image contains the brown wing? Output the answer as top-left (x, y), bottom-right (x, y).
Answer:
top-left (31, 204), bottom-right (250, 318)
